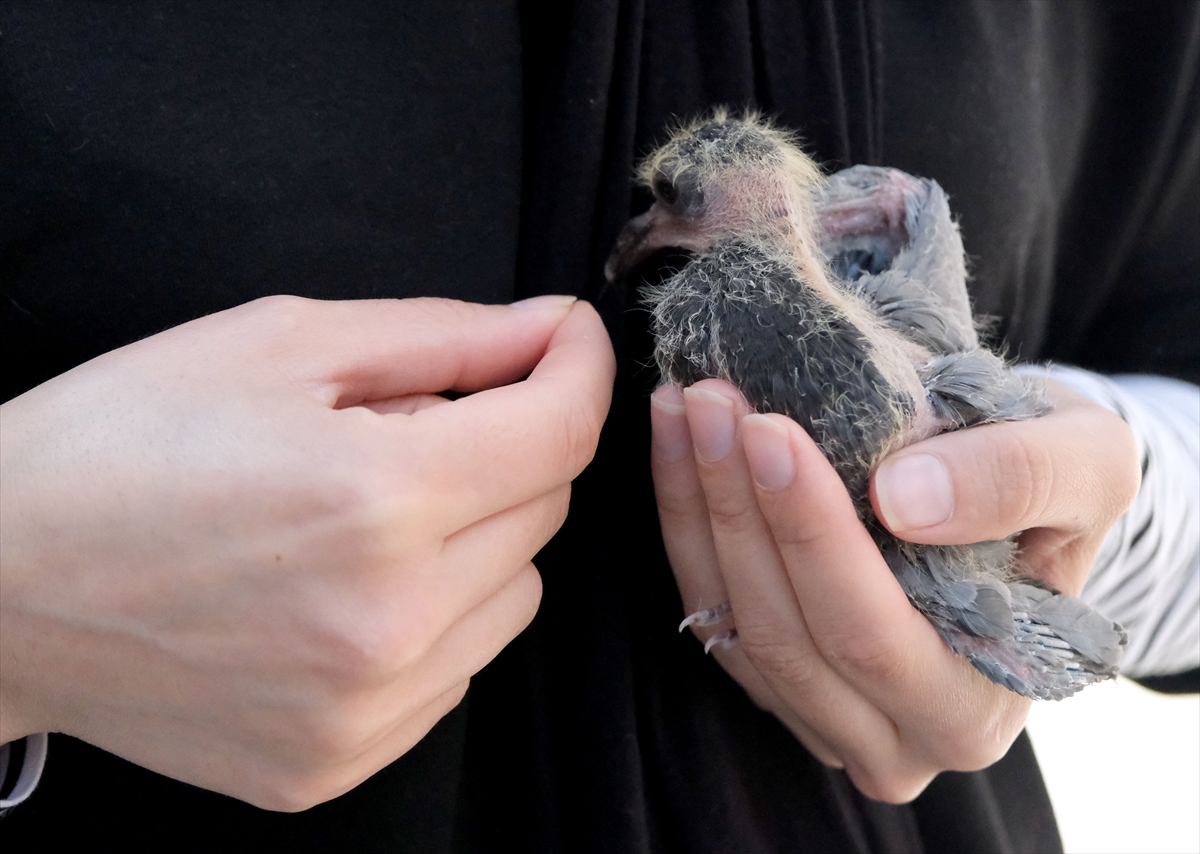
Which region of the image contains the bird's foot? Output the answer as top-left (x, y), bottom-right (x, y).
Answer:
top-left (703, 627), bottom-right (739, 654)
top-left (679, 600), bottom-right (733, 631)
top-left (679, 601), bottom-right (739, 654)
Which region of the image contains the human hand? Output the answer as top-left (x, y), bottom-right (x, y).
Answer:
top-left (650, 377), bottom-right (1138, 802)
top-left (0, 295), bottom-right (615, 810)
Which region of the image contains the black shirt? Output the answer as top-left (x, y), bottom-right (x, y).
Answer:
top-left (2, 2), bottom-right (1197, 851)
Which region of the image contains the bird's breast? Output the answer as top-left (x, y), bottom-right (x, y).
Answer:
top-left (648, 241), bottom-right (915, 507)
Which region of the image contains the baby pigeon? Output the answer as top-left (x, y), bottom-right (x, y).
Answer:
top-left (607, 110), bottom-right (1127, 700)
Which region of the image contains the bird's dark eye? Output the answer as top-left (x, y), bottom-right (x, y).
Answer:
top-left (654, 177), bottom-right (679, 204)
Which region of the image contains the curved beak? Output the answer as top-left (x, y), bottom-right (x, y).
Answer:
top-left (604, 207), bottom-right (660, 283)
top-left (604, 204), bottom-right (714, 283)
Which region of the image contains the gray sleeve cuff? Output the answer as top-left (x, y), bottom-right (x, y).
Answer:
top-left (0, 734), bottom-right (49, 812)
top-left (1015, 364), bottom-right (1200, 678)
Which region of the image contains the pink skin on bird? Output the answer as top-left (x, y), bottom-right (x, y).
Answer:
top-left (610, 163), bottom-right (947, 446)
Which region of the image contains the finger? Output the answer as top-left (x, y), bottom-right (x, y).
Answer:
top-left (649, 384), bottom-right (729, 633)
top-left (381, 562), bottom-right (542, 723)
top-left (709, 644), bottom-right (845, 768)
top-left (871, 381), bottom-right (1140, 546)
top-left (428, 484), bottom-right (571, 634)
top-left (340, 679), bottom-right (470, 793)
top-left (743, 412), bottom-right (1028, 773)
top-left (218, 294), bottom-right (584, 407)
top-left (655, 383), bottom-right (842, 766)
top-left (318, 561), bottom-right (543, 770)
top-left (262, 680), bottom-right (470, 812)
top-left (743, 410), bottom-right (938, 691)
top-left (683, 383), bottom-right (901, 767)
top-left (329, 488), bottom-right (565, 694)
top-left (373, 301), bottom-right (615, 536)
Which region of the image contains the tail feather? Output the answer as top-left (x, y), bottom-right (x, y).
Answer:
top-left (883, 539), bottom-right (1128, 700)
top-left (1010, 582), bottom-right (1128, 670)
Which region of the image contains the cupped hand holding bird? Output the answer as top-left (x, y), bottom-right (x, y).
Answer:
top-left (651, 377), bottom-right (1137, 803)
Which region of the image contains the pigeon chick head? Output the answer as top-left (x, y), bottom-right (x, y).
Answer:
top-left (605, 108), bottom-right (826, 281)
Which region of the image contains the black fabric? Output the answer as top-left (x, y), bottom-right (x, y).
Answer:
top-left (2, 1), bottom-right (1197, 851)
top-left (1136, 667), bottom-right (1200, 695)
top-left (2, 0), bottom-right (524, 401)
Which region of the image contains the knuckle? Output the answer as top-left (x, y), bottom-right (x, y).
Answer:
top-left (332, 456), bottom-right (436, 555)
top-left (326, 466), bottom-right (392, 523)
top-left (987, 431), bottom-right (1054, 526)
top-left (299, 708), bottom-right (375, 765)
top-left (738, 626), bottom-right (820, 687)
top-left (364, 481), bottom-right (433, 549)
top-left (921, 722), bottom-right (1011, 773)
top-left (244, 736), bottom-right (368, 813)
top-left (821, 628), bottom-right (909, 686)
top-left (652, 473), bottom-right (706, 523)
top-left (315, 631), bottom-right (392, 692)
top-left (415, 298), bottom-right (479, 356)
top-left (445, 679), bottom-right (471, 710)
top-left (259, 684), bottom-right (478, 813)
top-left (1103, 416), bottom-right (1142, 519)
top-left (548, 484), bottom-right (572, 529)
top-left (941, 697), bottom-right (1028, 771)
top-left (354, 612), bottom-right (434, 681)
top-left (897, 684), bottom-right (1028, 774)
top-left (555, 389), bottom-right (606, 475)
top-left (245, 294), bottom-right (317, 338)
top-left (390, 295), bottom-right (464, 329)
top-left (848, 762), bottom-right (936, 805)
top-left (252, 787), bottom-right (317, 814)
top-left (507, 564), bottom-right (545, 630)
top-left (531, 487), bottom-right (572, 551)
top-left (755, 649), bottom-right (820, 691)
top-left (310, 596), bottom-right (436, 691)
top-left (952, 736), bottom-right (1012, 772)
top-left (256, 770), bottom-right (350, 813)
top-left (769, 519), bottom-right (824, 550)
top-left (795, 735), bottom-right (845, 770)
top-left (704, 497), bottom-right (762, 537)
top-left (292, 498), bottom-right (446, 691)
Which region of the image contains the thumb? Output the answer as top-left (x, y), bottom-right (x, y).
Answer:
top-left (869, 381), bottom-right (1140, 545)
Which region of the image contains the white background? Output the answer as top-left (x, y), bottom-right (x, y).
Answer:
top-left (1026, 677), bottom-right (1200, 854)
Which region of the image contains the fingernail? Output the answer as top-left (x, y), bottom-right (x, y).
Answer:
top-left (875, 453), bottom-right (954, 530)
top-left (742, 415), bottom-right (794, 491)
top-left (510, 294), bottom-right (578, 311)
top-left (684, 387), bottom-right (736, 462)
top-left (650, 385), bottom-right (690, 462)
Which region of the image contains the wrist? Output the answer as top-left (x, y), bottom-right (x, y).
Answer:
top-left (0, 681), bottom-right (37, 745)
top-left (0, 428), bottom-right (44, 744)
top-left (0, 611), bottom-right (43, 744)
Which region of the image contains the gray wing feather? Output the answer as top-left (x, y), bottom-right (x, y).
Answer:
top-left (889, 179), bottom-right (977, 350)
top-left (886, 540), bottom-right (1128, 700)
top-left (920, 349), bottom-right (1051, 426)
top-left (819, 166), bottom-right (978, 353)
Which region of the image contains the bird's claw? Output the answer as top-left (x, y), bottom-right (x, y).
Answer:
top-left (703, 628), bottom-right (739, 654)
top-left (679, 601), bottom-right (739, 653)
top-left (679, 600), bottom-right (733, 631)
